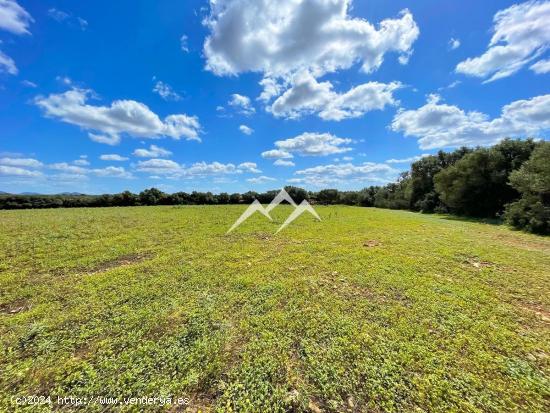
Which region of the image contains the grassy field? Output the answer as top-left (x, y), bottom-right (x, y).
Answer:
top-left (0, 205), bottom-right (549, 412)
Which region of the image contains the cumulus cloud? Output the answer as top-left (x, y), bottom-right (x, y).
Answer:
top-left (35, 88), bottom-right (201, 144)
top-left (49, 162), bottom-right (88, 175)
top-left (0, 165), bottom-right (42, 177)
top-left (132, 144), bottom-right (172, 158)
top-left (247, 175), bottom-right (276, 184)
top-left (239, 124), bottom-right (254, 135)
top-left (229, 93), bottom-right (255, 115)
top-left (391, 93), bottom-right (550, 149)
top-left (89, 133), bottom-right (120, 146)
top-left (100, 154), bottom-right (129, 161)
top-left (0, 154), bottom-right (135, 181)
top-left (261, 149), bottom-right (293, 159)
top-left (92, 166), bottom-right (132, 178)
top-left (153, 80), bottom-right (182, 101)
top-left (48, 161), bottom-right (133, 179)
top-left (273, 159), bottom-right (295, 167)
top-left (136, 159), bottom-right (261, 178)
top-left (270, 71), bottom-right (401, 120)
top-left (0, 157), bottom-right (42, 168)
top-left (135, 158), bottom-right (181, 174)
top-left (237, 162), bottom-right (261, 173)
top-left (258, 77), bottom-right (283, 102)
top-left (0, 0), bottom-right (33, 34)
top-left (530, 58), bottom-right (550, 74)
top-left (73, 158), bottom-right (90, 166)
top-left (267, 132), bottom-right (353, 157)
top-left (0, 0), bottom-right (32, 75)
top-left (203, 0), bottom-right (418, 78)
top-left (0, 156), bottom-right (42, 178)
top-left (290, 162), bottom-right (398, 187)
top-left (456, 1), bottom-right (550, 82)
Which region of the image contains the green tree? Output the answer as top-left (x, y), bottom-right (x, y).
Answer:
top-left (504, 142), bottom-right (550, 234)
top-left (434, 139), bottom-right (537, 217)
top-left (317, 189), bottom-right (340, 205)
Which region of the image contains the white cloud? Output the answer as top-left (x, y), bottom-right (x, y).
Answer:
top-left (261, 149), bottom-right (293, 159)
top-left (0, 1), bottom-right (32, 76)
top-left (237, 162), bottom-right (261, 173)
top-left (49, 162), bottom-right (88, 175)
top-left (132, 144), bottom-right (172, 158)
top-left (247, 175), bottom-right (276, 184)
top-left (0, 0), bottom-right (33, 35)
top-left (530, 58), bottom-right (550, 74)
top-left (290, 162), bottom-right (398, 187)
top-left (180, 34), bottom-right (189, 52)
top-left (92, 166), bottom-right (132, 178)
top-left (35, 88), bottom-right (201, 144)
top-left (229, 93), bottom-right (255, 115)
top-left (273, 159), bottom-right (295, 167)
top-left (271, 71), bottom-right (401, 120)
top-left (271, 132), bottom-right (352, 157)
top-left (449, 37), bottom-right (460, 50)
top-left (0, 165), bottom-right (42, 177)
top-left (136, 159), bottom-right (261, 178)
top-left (0, 155), bottom-right (135, 182)
top-left (456, 1), bottom-right (550, 82)
top-left (100, 154), bottom-right (129, 161)
top-left (50, 164), bottom-right (133, 180)
top-left (153, 80), bottom-right (182, 101)
top-left (391, 93), bottom-right (550, 149)
top-left (135, 158), bottom-right (182, 174)
top-left (239, 124), bottom-right (254, 135)
top-left (0, 50), bottom-right (17, 74)
top-left (258, 77), bottom-right (283, 103)
top-left (386, 154), bottom-right (430, 164)
top-left (0, 157), bottom-right (42, 168)
top-left (203, 0), bottom-right (418, 78)
top-left (89, 133), bottom-right (120, 146)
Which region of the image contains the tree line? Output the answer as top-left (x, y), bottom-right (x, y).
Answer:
top-left (1, 139), bottom-right (548, 234)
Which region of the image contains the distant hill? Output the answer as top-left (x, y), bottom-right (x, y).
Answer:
top-left (0, 192), bottom-right (87, 196)
top-left (57, 192), bottom-right (86, 196)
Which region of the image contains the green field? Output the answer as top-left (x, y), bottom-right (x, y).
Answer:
top-left (0, 206), bottom-right (549, 412)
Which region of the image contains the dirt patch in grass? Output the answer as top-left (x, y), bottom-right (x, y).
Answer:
top-left (517, 302), bottom-right (550, 324)
top-left (0, 298), bottom-right (30, 315)
top-left (460, 255), bottom-right (495, 269)
top-left (85, 253), bottom-right (153, 275)
top-left (363, 239), bottom-right (382, 248)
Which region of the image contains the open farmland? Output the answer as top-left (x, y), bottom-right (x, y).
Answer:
top-left (0, 205), bottom-right (549, 412)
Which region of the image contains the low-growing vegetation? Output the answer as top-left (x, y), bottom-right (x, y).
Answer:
top-left (1, 205), bottom-right (549, 412)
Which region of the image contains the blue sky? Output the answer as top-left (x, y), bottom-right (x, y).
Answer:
top-left (0, 0), bottom-right (549, 194)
